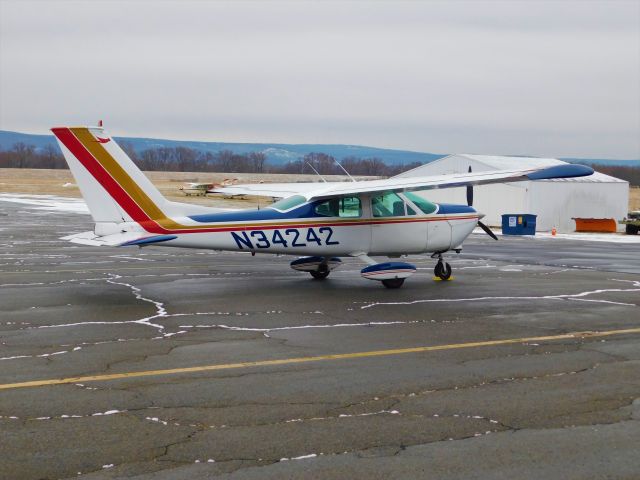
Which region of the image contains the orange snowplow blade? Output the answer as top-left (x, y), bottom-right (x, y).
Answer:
top-left (573, 218), bottom-right (617, 233)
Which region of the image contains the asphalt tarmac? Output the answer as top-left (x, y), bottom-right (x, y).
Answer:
top-left (1, 200), bottom-right (640, 480)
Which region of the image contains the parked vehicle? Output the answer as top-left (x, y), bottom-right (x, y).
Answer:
top-left (620, 211), bottom-right (640, 235)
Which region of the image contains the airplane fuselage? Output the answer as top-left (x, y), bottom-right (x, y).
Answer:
top-left (137, 194), bottom-right (480, 257)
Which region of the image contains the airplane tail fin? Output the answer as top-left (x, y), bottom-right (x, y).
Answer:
top-left (51, 126), bottom-right (171, 228)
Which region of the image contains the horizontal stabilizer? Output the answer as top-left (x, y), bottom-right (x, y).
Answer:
top-left (121, 235), bottom-right (177, 246)
top-left (60, 231), bottom-right (176, 247)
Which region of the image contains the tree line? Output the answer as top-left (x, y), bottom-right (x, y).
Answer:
top-left (0, 142), bottom-right (422, 177)
top-left (1, 142), bottom-right (639, 184)
top-left (0, 143), bottom-right (67, 169)
top-left (584, 163), bottom-right (640, 188)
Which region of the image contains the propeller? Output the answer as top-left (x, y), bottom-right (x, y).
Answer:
top-left (466, 166), bottom-right (473, 207)
top-left (477, 220), bottom-right (498, 241)
top-left (467, 166), bottom-right (498, 241)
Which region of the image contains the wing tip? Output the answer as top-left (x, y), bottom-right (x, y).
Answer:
top-left (527, 164), bottom-right (594, 181)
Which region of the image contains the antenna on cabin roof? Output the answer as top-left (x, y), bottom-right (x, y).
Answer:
top-left (333, 158), bottom-right (356, 182)
top-left (98, 120), bottom-right (103, 127)
top-left (306, 162), bottom-right (327, 183)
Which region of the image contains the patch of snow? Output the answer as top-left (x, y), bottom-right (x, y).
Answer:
top-left (92, 409), bottom-right (125, 416)
top-left (291, 454), bottom-right (318, 460)
top-left (145, 416), bottom-right (168, 426)
top-left (473, 228), bottom-right (640, 244)
top-left (0, 194), bottom-right (89, 214)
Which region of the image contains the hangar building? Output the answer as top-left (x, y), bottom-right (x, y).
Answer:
top-left (395, 154), bottom-right (629, 233)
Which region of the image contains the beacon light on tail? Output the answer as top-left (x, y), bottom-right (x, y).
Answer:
top-left (51, 124), bottom-right (594, 289)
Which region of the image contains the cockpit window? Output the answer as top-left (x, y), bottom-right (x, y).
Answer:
top-left (372, 192), bottom-right (407, 217)
top-left (314, 196), bottom-right (362, 217)
top-left (268, 195), bottom-right (307, 212)
top-left (404, 191), bottom-right (437, 214)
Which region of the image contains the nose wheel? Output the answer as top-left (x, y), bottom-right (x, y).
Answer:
top-left (434, 259), bottom-right (452, 280)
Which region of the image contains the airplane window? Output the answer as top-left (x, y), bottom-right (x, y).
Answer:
top-left (372, 192), bottom-right (406, 217)
top-left (269, 195), bottom-right (307, 211)
top-left (404, 191), bottom-right (437, 214)
top-left (339, 196), bottom-right (362, 217)
top-left (314, 196), bottom-right (361, 217)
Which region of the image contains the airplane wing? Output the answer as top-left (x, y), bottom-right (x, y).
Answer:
top-left (211, 164), bottom-right (594, 201)
top-left (208, 182), bottom-right (343, 198)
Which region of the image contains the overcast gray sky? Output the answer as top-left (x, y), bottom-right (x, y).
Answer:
top-left (1, 0), bottom-right (638, 159)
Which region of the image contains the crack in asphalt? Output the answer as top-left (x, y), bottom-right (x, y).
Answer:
top-left (360, 279), bottom-right (640, 310)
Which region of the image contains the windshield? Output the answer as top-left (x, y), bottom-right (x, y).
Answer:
top-left (404, 191), bottom-right (437, 214)
top-left (268, 195), bottom-right (307, 212)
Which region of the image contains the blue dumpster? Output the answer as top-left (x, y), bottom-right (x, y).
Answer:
top-left (501, 214), bottom-right (537, 235)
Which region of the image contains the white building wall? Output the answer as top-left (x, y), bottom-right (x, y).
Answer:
top-left (527, 181), bottom-right (629, 232)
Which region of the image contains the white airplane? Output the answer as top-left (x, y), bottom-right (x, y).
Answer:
top-left (179, 182), bottom-right (214, 196)
top-left (180, 179), bottom-right (243, 197)
top-left (52, 125), bottom-right (593, 288)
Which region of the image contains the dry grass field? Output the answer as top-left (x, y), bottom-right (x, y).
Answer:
top-left (630, 187), bottom-right (640, 211)
top-left (1, 168), bottom-right (639, 212)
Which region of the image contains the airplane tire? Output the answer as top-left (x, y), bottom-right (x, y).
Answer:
top-left (434, 261), bottom-right (443, 277)
top-left (382, 278), bottom-right (405, 289)
top-left (437, 262), bottom-right (452, 280)
top-left (310, 270), bottom-right (330, 280)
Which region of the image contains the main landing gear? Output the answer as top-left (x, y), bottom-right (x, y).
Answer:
top-left (381, 278), bottom-right (405, 289)
top-left (290, 256), bottom-right (342, 280)
top-left (433, 253), bottom-right (452, 281)
top-left (310, 264), bottom-right (330, 280)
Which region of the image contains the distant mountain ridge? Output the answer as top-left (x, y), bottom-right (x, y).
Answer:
top-left (1, 130), bottom-right (638, 167)
top-left (0, 130), bottom-right (443, 166)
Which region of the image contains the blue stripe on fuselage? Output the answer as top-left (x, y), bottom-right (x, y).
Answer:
top-left (436, 203), bottom-right (477, 215)
top-left (188, 203), bottom-right (318, 223)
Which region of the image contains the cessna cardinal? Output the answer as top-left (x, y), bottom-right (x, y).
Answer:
top-left (52, 125), bottom-right (593, 288)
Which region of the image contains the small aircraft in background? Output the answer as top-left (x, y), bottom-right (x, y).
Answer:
top-left (180, 179), bottom-right (245, 198)
top-left (179, 182), bottom-right (215, 196)
top-left (52, 125), bottom-right (593, 288)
